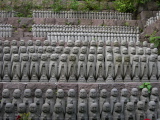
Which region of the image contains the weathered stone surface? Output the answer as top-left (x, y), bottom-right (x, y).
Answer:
top-left (147, 2), bottom-right (159, 11)
top-left (92, 19), bottom-right (104, 26)
top-left (99, 84), bottom-right (113, 96)
top-left (0, 18), bottom-right (8, 24)
top-left (125, 20), bottom-right (137, 27)
top-left (7, 17), bottom-right (19, 27)
top-left (19, 18), bottom-right (34, 28)
top-left (137, 20), bottom-right (143, 29)
top-left (79, 19), bottom-right (92, 25)
top-left (45, 18), bottom-right (56, 24)
top-left (55, 18), bottom-right (67, 25)
top-left (103, 19), bottom-right (117, 26)
top-left (13, 31), bottom-right (24, 38)
top-left (20, 37), bottom-right (32, 41)
top-left (116, 20), bottom-right (125, 26)
top-left (78, 84), bottom-right (99, 95)
top-left (151, 83), bottom-right (160, 96)
top-left (32, 37), bottom-right (46, 41)
top-left (140, 11), bottom-right (153, 20)
top-left (0, 83), bottom-right (3, 99)
top-left (34, 18), bottom-right (45, 24)
top-left (66, 19), bottom-right (79, 25)
top-left (125, 82), bottom-right (141, 96)
top-left (24, 32), bottom-right (33, 37)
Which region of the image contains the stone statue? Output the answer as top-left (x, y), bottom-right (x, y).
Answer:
top-left (37, 46), bottom-right (44, 59)
top-left (27, 40), bottom-right (34, 52)
top-left (12, 89), bottom-right (22, 116)
top-left (19, 40), bottom-right (26, 50)
top-left (135, 101), bottom-right (146, 120)
top-left (89, 103), bottom-right (100, 120)
top-left (35, 40), bottom-right (42, 52)
top-left (105, 54), bottom-right (114, 82)
top-left (39, 54), bottom-right (49, 82)
top-left (43, 40), bottom-right (50, 52)
top-left (125, 102), bottom-right (135, 120)
top-left (71, 47), bottom-right (79, 63)
top-left (3, 47), bottom-right (10, 55)
top-left (46, 46), bottom-right (53, 58)
top-left (11, 40), bottom-right (17, 50)
top-left (67, 40), bottom-right (74, 49)
top-left (40, 103), bottom-right (52, 120)
top-left (3, 103), bottom-right (14, 120)
top-left (145, 48), bottom-right (151, 63)
top-left (3, 54), bottom-right (11, 82)
top-left (56, 89), bottom-right (66, 113)
top-left (65, 104), bottom-right (76, 120)
top-left (11, 54), bottom-right (21, 82)
top-left (78, 54), bottom-right (87, 82)
top-left (132, 55), bottom-right (140, 82)
top-left (49, 54), bottom-right (58, 82)
top-left (143, 41), bottom-right (148, 54)
top-left (113, 102), bottom-right (124, 120)
top-left (99, 89), bottom-right (108, 113)
top-left (97, 47), bottom-right (104, 55)
top-left (11, 46), bottom-right (19, 61)
top-left (28, 103), bottom-right (39, 120)
top-left (114, 54), bottom-right (123, 82)
top-left (128, 41), bottom-right (135, 55)
top-left (34, 89), bottom-right (44, 115)
top-left (130, 47), bottom-right (136, 65)
top-left (96, 54), bottom-right (105, 82)
top-left (52, 103), bottom-right (64, 120)
top-left (19, 46), bottom-right (27, 61)
top-left (150, 87), bottom-right (159, 108)
top-left (67, 89), bottom-right (77, 114)
top-left (28, 46), bottom-right (35, 59)
top-left (146, 101), bottom-right (158, 120)
top-left (110, 88), bottom-right (119, 113)
top-left (78, 102), bottom-right (88, 120)
top-left (17, 103), bottom-right (26, 118)
top-left (130, 88), bottom-right (139, 109)
top-left (23, 89), bottom-right (33, 112)
top-left (140, 55), bottom-right (149, 82)
top-left (21, 54), bottom-right (30, 82)
top-left (58, 54), bottom-right (68, 82)
top-left (89, 47), bottom-right (96, 63)
top-left (140, 88), bottom-right (149, 111)
top-left (45, 89), bottom-right (55, 113)
top-left (59, 40), bottom-right (65, 50)
top-left (78, 89), bottom-right (88, 107)
top-left (1, 89), bottom-right (11, 107)
top-left (101, 102), bottom-right (112, 120)
top-left (120, 88), bottom-right (129, 113)
top-left (3, 40), bottom-right (10, 47)
top-left (30, 53), bottom-right (39, 82)
top-left (68, 54), bottom-right (77, 82)
top-left (87, 54), bottom-right (96, 83)
top-left (149, 55), bottom-right (158, 82)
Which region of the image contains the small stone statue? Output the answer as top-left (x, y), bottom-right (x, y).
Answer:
top-left (125, 102), bottom-right (135, 120)
top-left (67, 89), bottom-right (77, 113)
top-left (45, 89), bottom-right (55, 113)
top-left (136, 101), bottom-right (146, 120)
top-left (35, 40), bottom-right (42, 52)
top-left (12, 89), bottom-right (22, 116)
top-left (113, 102), bottom-right (124, 120)
top-left (110, 88), bottom-right (119, 113)
top-left (40, 103), bottom-right (52, 120)
top-left (34, 89), bottom-right (44, 115)
top-left (130, 47), bottom-right (136, 65)
top-left (65, 103), bottom-right (76, 120)
top-left (130, 88), bottom-right (139, 109)
top-left (3, 103), bottom-right (14, 120)
top-left (19, 46), bottom-right (27, 60)
top-left (17, 103), bottom-right (26, 118)
top-left (52, 103), bottom-right (64, 120)
top-left (11, 54), bottom-right (21, 82)
top-left (140, 88), bottom-right (149, 111)
top-left (132, 55), bottom-right (140, 82)
top-left (87, 54), bottom-right (96, 82)
top-left (77, 102), bottom-right (88, 120)
top-left (30, 53), bottom-right (39, 82)
top-left (96, 54), bottom-right (105, 82)
top-left (39, 54), bottom-right (49, 82)
top-left (56, 89), bottom-right (66, 113)
top-left (28, 103), bottom-right (39, 120)
top-left (146, 101), bottom-right (158, 120)
top-left (149, 55), bottom-right (158, 81)
top-left (120, 88), bottom-right (129, 113)
top-left (21, 54), bottom-right (30, 82)
top-left (11, 46), bottom-right (18, 61)
top-left (78, 54), bottom-right (87, 82)
top-left (101, 102), bottom-right (112, 120)
top-left (89, 103), bottom-right (100, 120)
top-left (23, 89), bottom-right (33, 112)
top-left (3, 54), bottom-right (11, 82)
top-left (68, 54), bottom-right (77, 82)
top-left (150, 87), bottom-right (159, 108)
top-left (58, 54), bottom-right (68, 82)
top-left (99, 89), bottom-right (108, 113)
top-left (28, 46), bottom-right (36, 59)
top-left (78, 89), bottom-right (88, 107)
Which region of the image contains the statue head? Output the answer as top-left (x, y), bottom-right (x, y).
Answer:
top-left (89, 89), bottom-right (97, 98)
top-left (66, 104), bottom-right (74, 114)
top-left (42, 103), bottom-right (50, 113)
top-left (88, 54), bottom-right (94, 62)
top-left (3, 54), bottom-right (11, 61)
top-left (46, 89), bottom-right (53, 98)
top-left (31, 54), bottom-right (38, 61)
top-left (69, 54), bottom-right (76, 61)
top-left (97, 47), bottom-right (103, 54)
top-left (102, 102), bottom-right (110, 112)
top-left (79, 89), bottom-right (87, 99)
top-left (43, 40), bottom-right (50, 46)
top-left (111, 88), bottom-right (118, 97)
top-left (82, 40), bottom-right (88, 46)
top-left (19, 40), bottom-right (25, 46)
top-left (18, 103), bottom-right (26, 113)
top-left (29, 103), bottom-right (37, 113)
top-left (78, 103), bottom-right (86, 113)
top-left (24, 89), bottom-right (31, 98)
top-left (122, 48), bottom-right (128, 54)
top-left (63, 47), bottom-right (70, 54)
top-left (98, 40), bottom-right (104, 47)
top-left (130, 48), bottom-right (136, 55)
top-left (150, 43), bottom-right (155, 49)
top-left (113, 47), bottom-right (120, 54)
top-left (121, 88), bottom-right (128, 97)
top-left (20, 46), bottom-right (27, 53)
top-left (115, 55), bottom-right (122, 62)
top-left (51, 40), bottom-right (57, 46)
top-left (2, 89), bottom-right (10, 98)
top-left (35, 40), bottom-right (41, 46)
top-left (46, 46), bottom-right (53, 53)
top-left (54, 103), bottom-right (63, 113)
top-left (97, 54), bottom-right (103, 61)
top-left (106, 46), bottom-right (112, 53)
top-left (72, 47), bottom-right (79, 54)
top-left (75, 40), bottom-right (81, 47)
top-left (79, 54), bottom-right (85, 61)
top-left (4, 40), bottom-right (10, 46)
top-left (13, 89), bottom-right (21, 99)
top-left (5, 103), bottom-right (13, 113)
top-left (57, 89), bottom-right (64, 98)
top-left (22, 54), bottom-right (29, 61)
top-left (38, 46), bottom-right (44, 53)
top-left (68, 89), bottom-right (76, 97)
top-left (80, 47), bottom-right (87, 54)
top-left (12, 46), bottom-right (18, 53)
top-left (41, 54), bottom-right (48, 61)
top-left (138, 48), bottom-right (144, 55)
top-left (141, 55), bottom-right (147, 62)
top-left (137, 101), bottom-right (144, 110)
top-left (29, 46), bottom-right (35, 53)
top-left (67, 40), bottom-right (74, 47)
top-left (35, 89), bottom-right (42, 98)
top-left (129, 41), bottom-right (134, 47)
top-left (114, 102), bottom-right (122, 113)
top-left (50, 54), bottom-right (58, 61)
top-left (59, 40), bottom-right (65, 46)
top-left (60, 54), bottom-right (67, 62)
top-left (142, 88), bottom-right (148, 97)
top-left (27, 40), bottom-right (33, 46)
top-left (143, 41), bottom-right (148, 47)
top-left (13, 54), bottom-right (19, 62)
top-left (90, 103), bottom-right (98, 113)
top-left (146, 48), bottom-right (151, 55)
top-left (90, 40), bottom-right (97, 47)
top-left (151, 87), bottom-right (158, 96)
top-left (133, 55), bottom-right (139, 62)
top-left (148, 101), bottom-right (156, 111)
top-left (136, 41), bottom-right (141, 46)
top-left (11, 40), bottom-right (17, 46)
top-left (100, 89), bottom-right (107, 98)
top-left (131, 88), bottom-right (138, 96)
top-left (126, 102), bottom-right (134, 111)
top-left (106, 41), bottom-right (111, 46)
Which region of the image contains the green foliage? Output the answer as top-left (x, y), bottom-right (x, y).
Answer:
top-left (68, 0), bottom-right (80, 11)
top-left (50, 0), bottom-right (64, 11)
top-left (149, 36), bottom-right (160, 48)
top-left (139, 82), bottom-right (152, 93)
top-left (84, 0), bottom-right (103, 11)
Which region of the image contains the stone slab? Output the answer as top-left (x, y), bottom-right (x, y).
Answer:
top-left (7, 17), bottom-right (19, 28)
top-left (79, 19), bottom-right (92, 25)
top-left (55, 18), bottom-right (67, 25)
top-left (45, 18), bottom-right (56, 24)
top-left (34, 18), bottom-right (45, 24)
top-left (103, 19), bottom-right (117, 26)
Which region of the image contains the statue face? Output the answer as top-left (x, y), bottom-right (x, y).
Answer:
top-left (44, 40), bottom-right (49, 46)
top-left (150, 43), bottom-right (154, 49)
top-left (151, 88), bottom-right (158, 96)
top-left (18, 103), bottom-right (26, 113)
top-left (50, 54), bottom-right (57, 61)
top-left (124, 56), bottom-right (130, 62)
top-left (51, 41), bottom-right (57, 46)
top-left (136, 41), bottom-right (141, 46)
top-left (137, 101), bottom-right (144, 110)
top-left (89, 48), bottom-right (95, 54)
top-left (46, 46), bottom-right (52, 53)
top-left (107, 54), bottom-right (113, 61)
top-left (59, 40), bottom-right (64, 46)
top-left (5, 103), bottom-right (13, 113)
top-left (12, 47), bottom-right (18, 53)
top-left (149, 101), bottom-right (156, 111)
top-left (24, 89), bottom-right (31, 98)
top-left (42, 104), bottom-right (50, 113)
top-left (29, 47), bottom-right (35, 53)
top-left (4, 54), bottom-right (11, 61)
top-left (90, 89), bottom-right (97, 98)
top-left (129, 41), bottom-right (134, 47)
top-left (131, 48), bottom-right (136, 54)
top-left (103, 103), bottom-right (110, 112)
top-left (146, 48), bottom-right (151, 55)
top-left (106, 41), bottom-right (111, 46)
top-left (116, 55), bottom-right (122, 62)
top-left (79, 89), bottom-right (87, 98)
top-left (19, 40), bottom-right (25, 46)
top-left (133, 55), bottom-right (139, 62)
top-left (35, 40), bottom-right (41, 46)
top-left (72, 47), bottom-right (79, 54)
top-left (115, 103), bottom-right (122, 112)
top-left (11, 40), bottom-right (17, 46)
top-left (46, 89), bottom-right (53, 98)
top-left (28, 40), bottom-right (33, 46)
top-left (79, 55), bottom-right (85, 61)
top-left (66, 104), bottom-right (74, 114)
top-left (138, 48), bottom-right (144, 55)
top-left (41, 54), bottom-right (47, 61)
top-left (3, 47), bottom-right (10, 53)
top-left (13, 54), bottom-right (19, 62)
top-left (64, 48), bottom-right (70, 54)
top-left (99, 40), bottom-right (104, 46)
top-left (100, 89), bottom-right (107, 98)
top-left (82, 41), bottom-right (88, 46)
top-left (153, 48), bottom-right (158, 54)
top-left (4, 40), bottom-right (10, 46)
top-left (55, 47), bottom-right (62, 53)
top-left (121, 89), bottom-right (128, 97)
top-left (121, 41), bottom-right (126, 46)
top-left (32, 54), bottom-right (38, 61)
top-left (141, 56), bottom-right (146, 62)
top-left (79, 103), bottom-right (86, 113)
top-left (22, 54), bottom-right (29, 61)
top-left (54, 104), bottom-right (62, 113)
top-left (142, 88), bottom-right (148, 97)
top-left (131, 88), bottom-right (138, 96)
top-left (2, 89), bottom-right (10, 98)
top-left (67, 40), bottom-right (73, 46)
top-left (13, 89), bottom-right (21, 98)
top-left (114, 47), bottom-right (120, 53)
top-left (81, 47), bottom-right (87, 54)
top-left (91, 103), bottom-right (98, 113)
top-left (21, 47), bottom-right (27, 53)
top-left (97, 48), bottom-right (103, 54)
top-left (111, 88), bottom-right (118, 97)
top-left (69, 55), bottom-right (76, 61)
top-left (127, 102), bottom-right (134, 111)
top-left (88, 55), bottom-right (94, 62)
top-left (57, 89), bottom-right (64, 98)
top-left (35, 89), bottom-right (42, 98)
top-left (68, 89), bottom-right (75, 97)
top-left (143, 41), bottom-right (148, 47)
top-left (29, 104), bottom-right (37, 113)
top-left (106, 47), bottom-right (112, 53)
top-left (75, 40), bottom-right (81, 46)
top-left (38, 47), bottom-right (43, 53)
top-left (60, 54), bottom-right (67, 62)
top-left (150, 55), bottom-right (156, 62)
top-left (90, 41), bottom-right (97, 46)
top-left (97, 54), bottom-right (103, 61)
top-left (122, 48), bottom-right (128, 54)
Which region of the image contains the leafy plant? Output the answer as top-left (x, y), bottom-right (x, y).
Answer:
top-left (84, 0), bottom-right (103, 11)
top-left (51, 0), bottom-right (64, 11)
top-left (16, 113), bottom-right (30, 120)
top-left (139, 82), bottom-right (152, 93)
top-left (68, 0), bottom-right (80, 11)
top-left (149, 36), bottom-right (160, 48)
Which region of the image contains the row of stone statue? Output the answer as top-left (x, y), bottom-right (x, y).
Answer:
top-left (0, 10), bottom-right (15, 18)
top-left (0, 24), bottom-right (12, 38)
top-left (0, 87), bottom-right (160, 120)
top-left (32, 25), bottom-right (139, 38)
top-left (33, 10), bottom-right (133, 20)
top-left (146, 11), bottom-right (160, 26)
